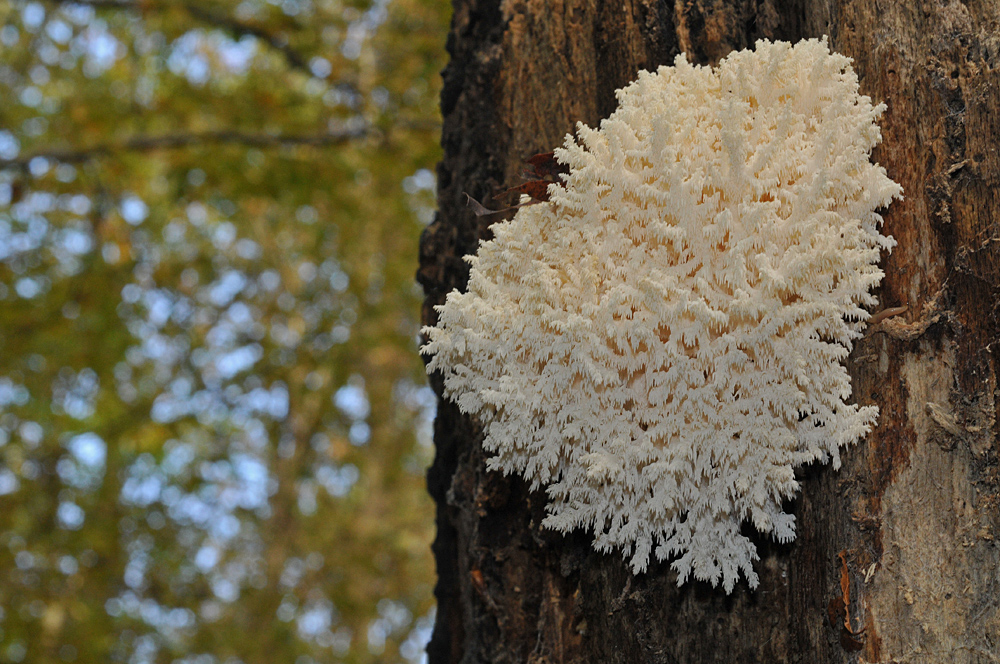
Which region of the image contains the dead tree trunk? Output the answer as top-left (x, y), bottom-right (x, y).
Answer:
top-left (418, 1), bottom-right (1000, 662)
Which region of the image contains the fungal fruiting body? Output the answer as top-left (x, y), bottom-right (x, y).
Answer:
top-left (423, 38), bottom-right (902, 592)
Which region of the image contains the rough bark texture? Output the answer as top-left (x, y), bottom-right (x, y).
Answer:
top-left (417, 1), bottom-right (1000, 662)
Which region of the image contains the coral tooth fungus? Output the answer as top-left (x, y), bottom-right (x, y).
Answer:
top-left (423, 38), bottom-right (901, 593)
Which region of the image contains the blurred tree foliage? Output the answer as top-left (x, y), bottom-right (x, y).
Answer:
top-left (0, 1), bottom-right (447, 662)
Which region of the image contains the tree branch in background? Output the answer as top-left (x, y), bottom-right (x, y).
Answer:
top-left (57, 0), bottom-right (314, 75)
top-left (180, 2), bottom-right (311, 73)
top-left (0, 126), bottom-right (371, 169)
top-left (0, 119), bottom-right (440, 170)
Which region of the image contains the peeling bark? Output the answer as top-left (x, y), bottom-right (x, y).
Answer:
top-left (418, 1), bottom-right (1000, 662)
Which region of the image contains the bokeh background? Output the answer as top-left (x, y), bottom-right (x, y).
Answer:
top-left (0, 1), bottom-right (449, 662)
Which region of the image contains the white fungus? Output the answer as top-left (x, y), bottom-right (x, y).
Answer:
top-left (423, 38), bottom-right (902, 592)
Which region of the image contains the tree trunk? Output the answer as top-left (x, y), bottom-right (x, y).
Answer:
top-left (417, 1), bottom-right (1000, 662)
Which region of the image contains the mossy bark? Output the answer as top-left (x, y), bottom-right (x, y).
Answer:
top-left (418, 1), bottom-right (1000, 662)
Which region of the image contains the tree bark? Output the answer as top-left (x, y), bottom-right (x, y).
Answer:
top-left (418, 1), bottom-right (1000, 662)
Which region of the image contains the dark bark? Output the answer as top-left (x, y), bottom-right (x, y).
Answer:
top-left (418, 1), bottom-right (1000, 662)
